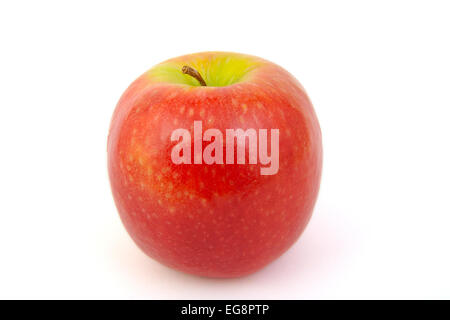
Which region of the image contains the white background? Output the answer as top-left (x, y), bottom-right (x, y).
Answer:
top-left (0, 1), bottom-right (449, 299)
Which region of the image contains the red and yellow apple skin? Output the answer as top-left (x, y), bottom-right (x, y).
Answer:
top-left (108, 52), bottom-right (322, 278)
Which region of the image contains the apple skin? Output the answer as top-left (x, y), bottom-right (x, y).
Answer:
top-left (108, 52), bottom-right (322, 278)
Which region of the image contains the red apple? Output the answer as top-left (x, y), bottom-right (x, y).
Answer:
top-left (107, 52), bottom-right (322, 278)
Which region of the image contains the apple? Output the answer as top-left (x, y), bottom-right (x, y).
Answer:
top-left (107, 52), bottom-right (322, 278)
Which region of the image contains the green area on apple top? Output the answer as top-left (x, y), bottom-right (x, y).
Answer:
top-left (147, 53), bottom-right (262, 87)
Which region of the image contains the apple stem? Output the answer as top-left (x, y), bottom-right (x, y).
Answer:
top-left (182, 66), bottom-right (207, 86)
